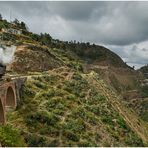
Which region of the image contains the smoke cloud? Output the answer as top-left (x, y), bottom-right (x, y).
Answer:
top-left (0, 46), bottom-right (16, 65)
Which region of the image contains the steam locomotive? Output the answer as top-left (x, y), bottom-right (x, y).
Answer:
top-left (0, 63), bottom-right (6, 79)
top-left (0, 44), bottom-right (6, 79)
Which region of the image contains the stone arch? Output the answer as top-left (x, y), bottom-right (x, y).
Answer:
top-left (0, 98), bottom-right (5, 124)
top-left (6, 86), bottom-right (16, 108)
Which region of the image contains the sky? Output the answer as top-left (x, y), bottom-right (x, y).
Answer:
top-left (0, 1), bottom-right (148, 69)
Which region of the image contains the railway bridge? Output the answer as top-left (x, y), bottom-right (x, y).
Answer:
top-left (0, 77), bottom-right (26, 124)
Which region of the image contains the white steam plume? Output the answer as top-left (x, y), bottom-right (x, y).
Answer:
top-left (0, 46), bottom-right (16, 65)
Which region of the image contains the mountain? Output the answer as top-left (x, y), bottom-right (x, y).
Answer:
top-left (139, 65), bottom-right (148, 78)
top-left (129, 65), bottom-right (148, 122)
top-left (3, 67), bottom-right (148, 147)
top-left (0, 19), bottom-right (148, 147)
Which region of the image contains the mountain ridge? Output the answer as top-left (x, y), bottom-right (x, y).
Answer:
top-left (0, 18), bottom-right (148, 147)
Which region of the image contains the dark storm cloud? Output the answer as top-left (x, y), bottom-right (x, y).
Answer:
top-left (0, 1), bottom-right (148, 68)
top-left (1, 1), bottom-right (148, 45)
top-left (48, 2), bottom-right (102, 20)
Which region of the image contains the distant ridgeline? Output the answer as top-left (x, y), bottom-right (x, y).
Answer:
top-left (140, 65), bottom-right (148, 78)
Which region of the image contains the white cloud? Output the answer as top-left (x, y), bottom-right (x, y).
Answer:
top-left (107, 41), bottom-right (148, 69)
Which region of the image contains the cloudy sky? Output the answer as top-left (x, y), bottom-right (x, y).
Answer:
top-left (0, 1), bottom-right (148, 69)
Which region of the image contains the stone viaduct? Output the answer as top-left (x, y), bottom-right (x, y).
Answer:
top-left (0, 78), bottom-right (26, 124)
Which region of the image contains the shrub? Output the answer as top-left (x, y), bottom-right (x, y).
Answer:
top-left (101, 116), bottom-right (114, 126)
top-left (64, 118), bottom-right (86, 133)
top-left (46, 96), bottom-right (65, 110)
top-left (22, 86), bottom-right (35, 99)
top-left (117, 116), bottom-right (129, 130)
top-left (0, 125), bottom-right (25, 147)
top-left (35, 89), bottom-right (55, 100)
top-left (33, 81), bottom-right (48, 89)
top-left (24, 133), bottom-right (46, 147)
top-left (52, 109), bottom-right (65, 116)
top-left (63, 130), bottom-right (80, 142)
top-left (67, 94), bottom-right (77, 100)
top-left (26, 111), bottom-right (60, 126)
top-left (78, 141), bottom-right (97, 147)
top-left (47, 139), bottom-right (59, 147)
top-left (140, 111), bottom-right (148, 122)
top-left (140, 86), bottom-right (148, 97)
top-left (125, 133), bottom-right (144, 146)
top-left (39, 126), bottom-right (59, 137)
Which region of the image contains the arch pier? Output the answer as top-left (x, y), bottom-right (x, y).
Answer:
top-left (0, 81), bottom-right (17, 124)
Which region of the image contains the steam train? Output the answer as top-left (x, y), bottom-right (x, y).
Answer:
top-left (0, 63), bottom-right (6, 79)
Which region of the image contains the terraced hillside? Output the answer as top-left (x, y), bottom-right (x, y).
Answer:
top-left (128, 65), bottom-right (148, 122)
top-left (1, 67), bottom-right (147, 147)
top-left (0, 19), bottom-right (148, 147)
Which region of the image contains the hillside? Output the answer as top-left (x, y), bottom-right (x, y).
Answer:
top-left (140, 65), bottom-right (148, 73)
top-left (3, 67), bottom-right (148, 146)
top-left (139, 65), bottom-right (148, 78)
top-left (0, 19), bottom-right (148, 146)
top-left (128, 65), bottom-right (148, 122)
top-left (4, 33), bottom-right (142, 95)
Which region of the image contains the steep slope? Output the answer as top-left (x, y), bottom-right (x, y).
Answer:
top-left (3, 67), bottom-right (148, 147)
top-left (65, 43), bottom-right (128, 68)
top-left (64, 43), bottom-right (145, 97)
top-left (128, 98), bottom-right (148, 122)
top-left (85, 71), bottom-right (148, 143)
top-left (7, 43), bottom-right (83, 74)
top-left (126, 65), bottom-right (148, 122)
top-left (1, 18), bottom-right (142, 95)
top-left (1, 19), bottom-right (148, 146)
top-left (10, 45), bottom-right (62, 73)
top-left (8, 41), bottom-right (142, 95)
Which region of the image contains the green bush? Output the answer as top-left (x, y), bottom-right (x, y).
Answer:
top-left (19, 85), bottom-right (36, 107)
top-left (101, 116), bottom-right (114, 125)
top-left (78, 141), bottom-right (95, 147)
top-left (39, 126), bottom-right (59, 137)
top-left (140, 111), bottom-right (148, 122)
top-left (0, 125), bottom-right (25, 147)
top-left (63, 130), bottom-right (80, 142)
top-left (26, 111), bottom-right (60, 126)
top-left (35, 89), bottom-right (55, 100)
top-left (52, 109), bottom-right (65, 116)
top-left (64, 118), bottom-right (86, 133)
top-left (117, 116), bottom-right (130, 130)
top-left (67, 94), bottom-right (77, 100)
top-left (47, 139), bottom-right (59, 147)
top-left (125, 133), bottom-right (144, 146)
top-left (46, 96), bottom-right (65, 110)
top-left (140, 86), bottom-right (148, 97)
top-left (33, 81), bottom-right (48, 89)
top-left (24, 133), bottom-right (46, 147)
